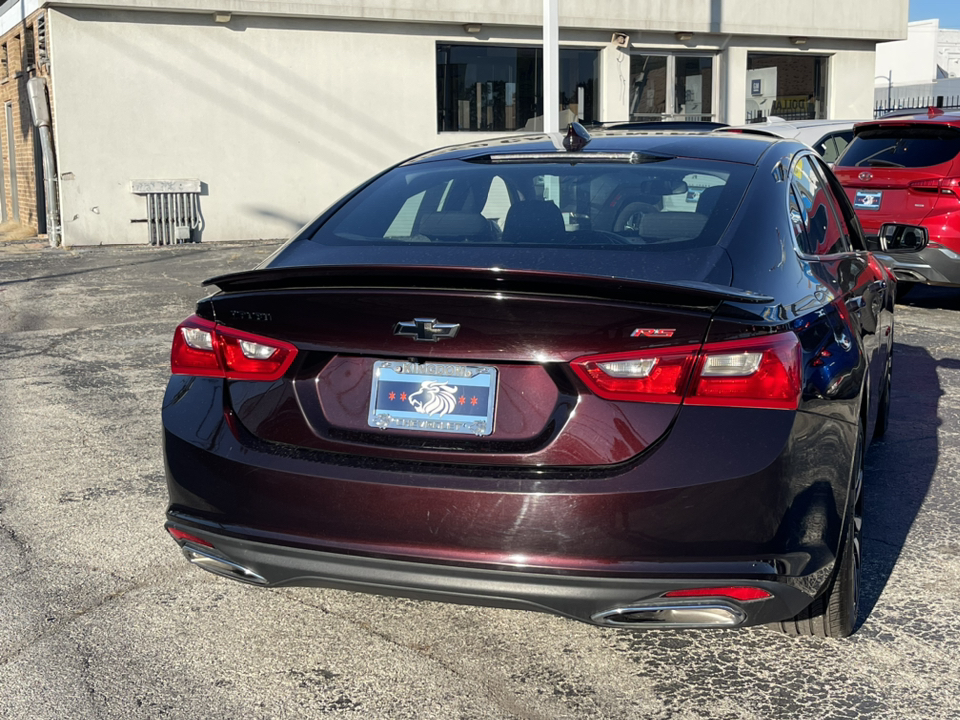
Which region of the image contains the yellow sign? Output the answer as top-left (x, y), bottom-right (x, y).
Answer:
top-left (771, 96), bottom-right (812, 115)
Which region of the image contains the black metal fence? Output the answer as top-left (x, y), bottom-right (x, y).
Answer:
top-left (874, 95), bottom-right (960, 118)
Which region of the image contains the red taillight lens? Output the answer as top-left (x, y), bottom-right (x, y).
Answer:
top-left (170, 314), bottom-right (297, 381)
top-left (171, 316), bottom-right (222, 377)
top-left (571, 346), bottom-right (699, 403)
top-left (663, 586), bottom-right (772, 601)
top-left (167, 526), bottom-right (214, 547)
top-left (687, 333), bottom-right (802, 410)
top-left (572, 332), bottom-right (801, 410)
top-left (909, 177), bottom-right (960, 196)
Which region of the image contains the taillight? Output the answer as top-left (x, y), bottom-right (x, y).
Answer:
top-left (571, 332), bottom-right (801, 410)
top-left (167, 526), bottom-right (214, 547)
top-left (170, 314), bottom-right (297, 381)
top-left (687, 333), bottom-right (802, 409)
top-left (908, 177), bottom-right (960, 196)
top-left (571, 346), bottom-right (699, 403)
top-left (663, 586), bottom-right (772, 601)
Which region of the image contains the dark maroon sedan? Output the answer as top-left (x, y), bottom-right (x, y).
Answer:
top-left (163, 125), bottom-right (923, 637)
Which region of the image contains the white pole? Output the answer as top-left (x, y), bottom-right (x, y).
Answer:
top-left (543, 0), bottom-right (559, 133)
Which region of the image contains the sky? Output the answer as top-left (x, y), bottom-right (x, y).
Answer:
top-left (909, 0), bottom-right (960, 27)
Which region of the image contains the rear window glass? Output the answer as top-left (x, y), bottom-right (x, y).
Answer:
top-left (309, 157), bottom-right (752, 251)
top-left (837, 126), bottom-right (960, 168)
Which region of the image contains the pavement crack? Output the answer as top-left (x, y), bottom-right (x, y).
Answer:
top-left (274, 589), bottom-right (559, 720)
top-left (0, 564), bottom-right (190, 670)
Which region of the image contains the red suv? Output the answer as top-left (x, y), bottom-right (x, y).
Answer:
top-left (833, 109), bottom-right (960, 287)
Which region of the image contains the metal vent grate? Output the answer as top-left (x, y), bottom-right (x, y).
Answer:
top-left (131, 179), bottom-right (202, 245)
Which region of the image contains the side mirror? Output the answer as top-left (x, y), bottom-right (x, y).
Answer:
top-left (879, 223), bottom-right (928, 253)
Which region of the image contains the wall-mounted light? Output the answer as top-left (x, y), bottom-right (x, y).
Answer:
top-left (789, 36), bottom-right (808, 45)
top-left (675, 31), bottom-right (694, 42)
top-left (463, 23), bottom-right (482, 34)
top-left (213, 12), bottom-right (231, 23)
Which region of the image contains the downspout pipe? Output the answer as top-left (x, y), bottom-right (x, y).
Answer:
top-left (26, 76), bottom-right (60, 248)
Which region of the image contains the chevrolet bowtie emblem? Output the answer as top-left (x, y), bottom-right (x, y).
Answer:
top-left (393, 318), bottom-right (460, 342)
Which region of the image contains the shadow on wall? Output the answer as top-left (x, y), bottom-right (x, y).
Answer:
top-left (248, 207), bottom-right (310, 234)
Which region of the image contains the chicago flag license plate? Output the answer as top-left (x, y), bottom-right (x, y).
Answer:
top-left (367, 360), bottom-right (497, 436)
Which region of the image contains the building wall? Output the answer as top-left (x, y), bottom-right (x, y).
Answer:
top-left (42, 0), bottom-right (910, 42)
top-left (0, 4), bottom-right (47, 233)
top-left (47, 4), bottom-right (903, 246)
top-left (875, 20), bottom-right (940, 90)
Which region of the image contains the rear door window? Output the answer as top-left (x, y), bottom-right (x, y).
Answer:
top-left (838, 125), bottom-right (960, 168)
top-left (814, 131), bottom-right (853, 164)
top-left (790, 155), bottom-right (851, 256)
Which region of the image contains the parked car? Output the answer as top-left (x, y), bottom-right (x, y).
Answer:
top-left (717, 117), bottom-right (857, 163)
top-left (163, 124), bottom-right (923, 638)
top-left (832, 109), bottom-right (960, 289)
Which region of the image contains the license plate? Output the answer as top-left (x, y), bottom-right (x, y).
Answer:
top-left (854, 190), bottom-right (882, 210)
top-left (367, 360), bottom-right (497, 436)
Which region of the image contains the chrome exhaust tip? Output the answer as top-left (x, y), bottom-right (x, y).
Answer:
top-left (592, 603), bottom-right (747, 629)
top-left (181, 546), bottom-right (268, 585)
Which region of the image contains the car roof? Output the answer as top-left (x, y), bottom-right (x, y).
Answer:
top-left (854, 109), bottom-right (960, 131)
top-left (718, 118), bottom-right (857, 140)
top-left (405, 130), bottom-right (792, 167)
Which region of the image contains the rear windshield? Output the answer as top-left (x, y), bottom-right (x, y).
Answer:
top-left (308, 157), bottom-right (753, 251)
top-left (837, 125), bottom-right (960, 168)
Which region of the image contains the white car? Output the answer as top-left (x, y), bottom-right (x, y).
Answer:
top-left (716, 117), bottom-right (858, 163)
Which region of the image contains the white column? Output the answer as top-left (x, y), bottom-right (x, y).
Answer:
top-left (543, 0), bottom-right (559, 133)
top-left (722, 45), bottom-right (748, 125)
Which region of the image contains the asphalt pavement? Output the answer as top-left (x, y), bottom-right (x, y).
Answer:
top-left (1, 240), bottom-right (959, 720)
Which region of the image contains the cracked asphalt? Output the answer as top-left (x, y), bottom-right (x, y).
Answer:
top-left (1, 241), bottom-right (959, 720)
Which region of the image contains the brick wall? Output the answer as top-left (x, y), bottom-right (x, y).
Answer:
top-left (0, 9), bottom-right (52, 235)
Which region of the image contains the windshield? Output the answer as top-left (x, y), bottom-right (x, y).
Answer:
top-left (308, 157), bottom-right (753, 251)
top-left (837, 125), bottom-right (960, 168)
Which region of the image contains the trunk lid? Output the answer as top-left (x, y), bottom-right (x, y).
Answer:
top-left (206, 266), bottom-right (765, 468)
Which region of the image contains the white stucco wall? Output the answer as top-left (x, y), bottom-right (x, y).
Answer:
top-left (46, 4), bottom-right (903, 246)
top-left (875, 20), bottom-right (940, 89)
top-left (50, 9), bottom-right (518, 245)
top-left (42, 0), bottom-right (910, 41)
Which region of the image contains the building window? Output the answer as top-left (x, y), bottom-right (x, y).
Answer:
top-left (630, 54), bottom-right (715, 122)
top-left (746, 54), bottom-right (827, 122)
top-left (1, 44), bottom-right (7, 79)
top-left (437, 44), bottom-right (599, 132)
top-left (24, 24), bottom-right (35, 69)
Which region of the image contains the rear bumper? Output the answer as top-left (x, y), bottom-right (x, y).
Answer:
top-left (874, 245), bottom-right (960, 286)
top-left (162, 374), bottom-right (860, 627)
top-left (164, 518), bottom-right (817, 628)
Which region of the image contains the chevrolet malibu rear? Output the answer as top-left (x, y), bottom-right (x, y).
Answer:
top-left (833, 111), bottom-right (960, 287)
top-left (164, 129), bottom-right (887, 637)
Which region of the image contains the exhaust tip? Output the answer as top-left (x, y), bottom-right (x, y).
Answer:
top-left (181, 546), bottom-right (268, 585)
top-left (592, 603), bottom-right (747, 628)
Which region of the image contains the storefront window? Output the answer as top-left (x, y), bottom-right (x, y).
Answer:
top-left (746, 54), bottom-right (827, 122)
top-left (630, 54), bottom-right (715, 122)
top-left (436, 45), bottom-right (598, 132)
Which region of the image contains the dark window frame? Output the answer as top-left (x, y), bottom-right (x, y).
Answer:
top-left (436, 43), bottom-right (599, 133)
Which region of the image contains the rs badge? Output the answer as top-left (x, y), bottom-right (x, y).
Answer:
top-left (631, 328), bottom-right (676, 338)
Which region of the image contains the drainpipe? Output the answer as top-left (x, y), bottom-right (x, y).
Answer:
top-left (26, 77), bottom-right (60, 247)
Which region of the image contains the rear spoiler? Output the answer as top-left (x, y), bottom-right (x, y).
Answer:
top-left (204, 265), bottom-right (773, 306)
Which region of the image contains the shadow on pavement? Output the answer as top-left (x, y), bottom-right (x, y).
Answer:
top-left (897, 284), bottom-right (960, 310)
top-left (859, 338), bottom-right (960, 624)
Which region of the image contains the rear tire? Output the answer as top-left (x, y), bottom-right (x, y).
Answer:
top-left (772, 426), bottom-right (863, 638)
